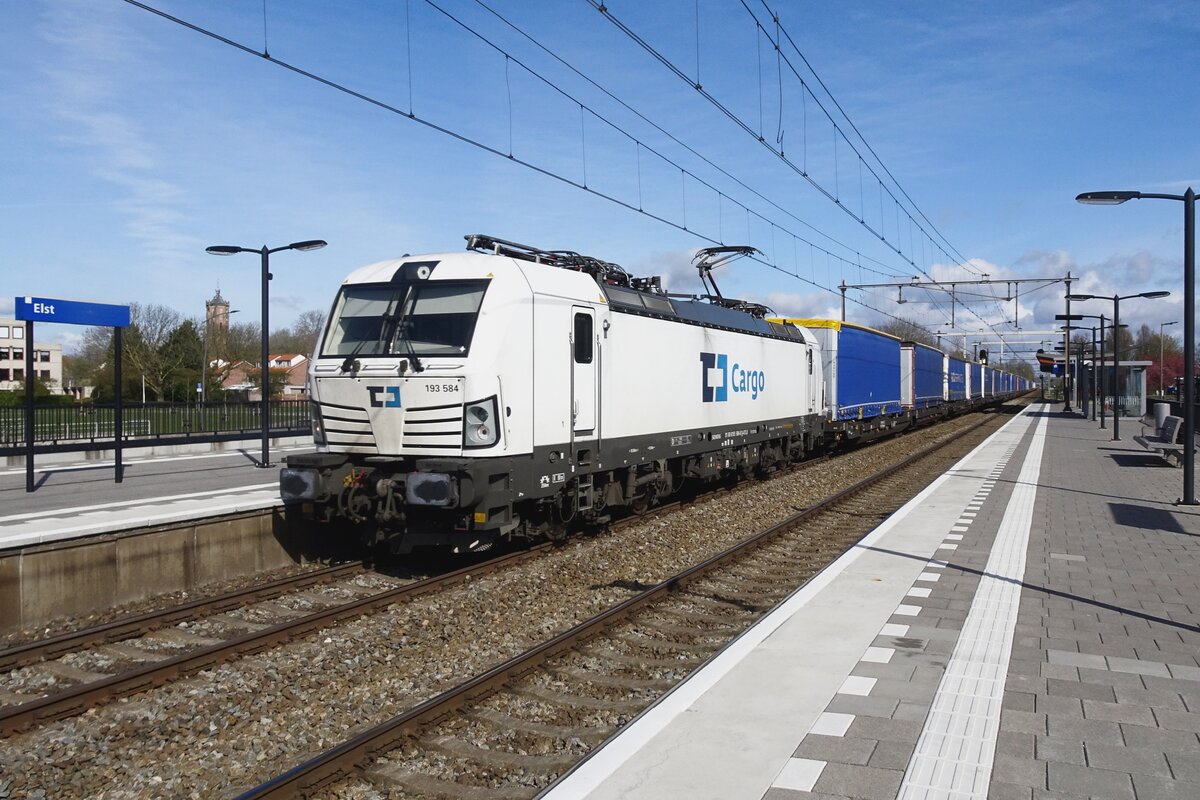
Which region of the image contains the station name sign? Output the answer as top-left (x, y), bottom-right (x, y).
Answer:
top-left (15, 296), bottom-right (130, 328)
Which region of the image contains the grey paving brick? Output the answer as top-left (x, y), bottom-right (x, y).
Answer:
top-left (994, 752), bottom-right (1047, 789)
top-left (1003, 691), bottom-right (1036, 713)
top-left (1009, 658), bottom-right (1045, 677)
top-left (863, 677), bottom-right (940, 703)
top-left (793, 734), bottom-right (876, 766)
top-left (1040, 662), bottom-right (1081, 681)
top-left (1046, 762), bottom-right (1135, 800)
top-left (1152, 707), bottom-right (1200, 733)
top-left (1034, 694), bottom-right (1084, 717)
top-left (1002, 709), bottom-right (1048, 735)
top-left (1035, 734), bottom-right (1084, 765)
top-left (865, 739), bottom-right (912, 771)
top-left (812, 762), bottom-right (902, 800)
top-left (1048, 649), bottom-right (1108, 670)
top-left (891, 701), bottom-right (930, 723)
top-left (911, 665), bottom-right (946, 684)
top-left (1007, 673), bottom-right (1049, 695)
top-left (1108, 656), bottom-right (1173, 678)
top-left (997, 730), bottom-right (1035, 758)
top-left (824, 694), bottom-right (899, 718)
top-left (1047, 715), bottom-right (1125, 745)
top-left (1129, 774), bottom-right (1200, 800)
top-left (1078, 641), bottom-right (1141, 659)
top-left (845, 715), bottom-right (922, 744)
top-left (1142, 676), bottom-right (1200, 705)
top-left (761, 788), bottom-right (818, 800)
top-left (849, 661), bottom-right (916, 681)
top-left (1077, 666), bottom-right (1149, 689)
top-left (1046, 676), bottom-right (1117, 703)
top-left (1081, 698), bottom-right (1157, 726)
top-left (1113, 686), bottom-right (1189, 711)
top-left (988, 781), bottom-right (1033, 800)
top-left (1119, 723), bottom-right (1200, 752)
top-left (1166, 751), bottom-right (1200, 781)
top-left (1084, 741), bottom-right (1172, 777)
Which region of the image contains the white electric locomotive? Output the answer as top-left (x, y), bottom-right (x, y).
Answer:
top-left (281, 235), bottom-right (824, 553)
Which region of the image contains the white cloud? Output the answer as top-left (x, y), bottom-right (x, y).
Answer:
top-left (39, 1), bottom-right (196, 265)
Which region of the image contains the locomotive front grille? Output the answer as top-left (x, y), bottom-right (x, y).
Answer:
top-left (402, 402), bottom-right (465, 454)
top-left (319, 400), bottom-right (377, 453)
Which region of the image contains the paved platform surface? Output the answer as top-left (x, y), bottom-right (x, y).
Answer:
top-left (541, 402), bottom-right (1200, 800)
top-left (0, 441), bottom-right (312, 550)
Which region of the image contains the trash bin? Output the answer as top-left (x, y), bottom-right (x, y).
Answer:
top-left (1154, 402), bottom-right (1170, 434)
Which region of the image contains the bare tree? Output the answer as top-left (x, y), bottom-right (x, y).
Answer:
top-left (873, 318), bottom-right (942, 350)
top-left (269, 310), bottom-right (326, 356)
top-left (122, 302), bottom-right (184, 401)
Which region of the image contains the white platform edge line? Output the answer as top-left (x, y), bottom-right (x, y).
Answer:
top-left (538, 405), bottom-right (1037, 800)
top-left (0, 482), bottom-right (278, 523)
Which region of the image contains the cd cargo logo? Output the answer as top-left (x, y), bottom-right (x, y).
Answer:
top-left (700, 352), bottom-right (765, 402)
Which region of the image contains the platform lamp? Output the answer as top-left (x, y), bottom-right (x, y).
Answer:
top-left (205, 239), bottom-right (327, 467)
top-left (1077, 189), bottom-right (1195, 503)
top-left (1159, 320), bottom-right (1179, 395)
top-left (1066, 291), bottom-right (1170, 444)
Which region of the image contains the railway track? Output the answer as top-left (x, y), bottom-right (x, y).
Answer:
top-left (236, 406), bottom-right (1018, 799)
top-left (0, 453), bottom-right (805, 734)
top-left (0, 405), bottom-right (1020, 797)
top-left (0, 550), bottom-right (548, 734)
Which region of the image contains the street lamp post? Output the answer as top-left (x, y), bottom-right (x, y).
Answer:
top-left (1067, 291), bottom-right (1170, 443)
top-left (1159, 320), bottom-right (1179, 395)
top-left (205, 240), bottom-right (326, 467)
top-left (1065, 314), bottom-right (1109, 421)
top-left (1077, 188), bottom-right (1195, 503)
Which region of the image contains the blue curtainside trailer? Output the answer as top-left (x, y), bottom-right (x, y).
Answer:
top-left (785, 320), bottom-right (902, 420)
top-left (969, 362), bottom-right (984, 399)
top-left (901, 342), bottom-right (945, 409)
top-left (946, 356), bottom-right (968, 401)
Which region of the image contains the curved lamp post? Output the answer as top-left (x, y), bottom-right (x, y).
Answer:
top-left (1159, 320), bottom-right (1179, 395)
top-left (205, 240), bottom-right (326, 467)
top-left (1077, 188), bottom-right (1195, 504)
top-left (1066, 291), bottom-right (1170, 444)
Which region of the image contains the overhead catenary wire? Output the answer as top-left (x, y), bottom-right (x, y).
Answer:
top-left (469, 0), bottom-right (907, 280)
top-left (586, 0), bottom-right (1016, 345)
top-left (122, 0), bottom-right (1024, 344)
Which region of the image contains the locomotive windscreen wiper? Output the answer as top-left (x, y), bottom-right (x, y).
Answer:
top-left (393, 319), bottom-right (424, 373)
top-left (340, 286), bottom-right (405, 372)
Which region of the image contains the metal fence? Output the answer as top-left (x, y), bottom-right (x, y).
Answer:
top-left (0, 400), bottom-right (312, 452)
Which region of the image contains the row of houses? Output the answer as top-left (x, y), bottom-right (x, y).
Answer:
top-left (0, 318), bottom-right (63, 393)
top-left (217, 353), bottom-right (310, 399)
top-left (1, 316), bottom-right (311, 399)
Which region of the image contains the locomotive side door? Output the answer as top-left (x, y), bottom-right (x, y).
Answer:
top-left (571, 306), bottom-right (597, 435)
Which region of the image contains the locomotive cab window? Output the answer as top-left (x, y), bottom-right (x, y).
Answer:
top-left (573, 313), bottom-right (593, 364)
top-left (322, 280), bottom-right (489, 358)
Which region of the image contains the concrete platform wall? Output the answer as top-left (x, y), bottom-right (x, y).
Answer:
top-left (0, 509), bottom-right (307, 634)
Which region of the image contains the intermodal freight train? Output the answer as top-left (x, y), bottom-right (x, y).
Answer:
top-left (280, 235), bottom-right (1029, 553)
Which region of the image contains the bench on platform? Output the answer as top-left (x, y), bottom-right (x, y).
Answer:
top-left (1134, 415), bottom-right (1188, 467)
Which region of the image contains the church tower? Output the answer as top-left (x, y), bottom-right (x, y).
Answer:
top-left (206, 288), bottom-right (231, 332)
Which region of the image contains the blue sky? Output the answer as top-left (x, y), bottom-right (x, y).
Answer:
top-left (4, 0), bottom-right (1199, 360)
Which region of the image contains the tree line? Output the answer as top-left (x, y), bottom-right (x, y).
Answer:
top-left (65, 304), bottom-right (325, 402)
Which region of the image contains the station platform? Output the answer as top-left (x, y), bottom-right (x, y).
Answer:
top-left (542, 403), bottom-right (1200, 800)
top-left (0, 441), bottom-right (311, 551)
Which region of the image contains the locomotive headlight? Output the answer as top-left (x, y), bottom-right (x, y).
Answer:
top-left (310, 401), bottom-right (328, 449)
top-left (463, 396), bottom-right (500, 449)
